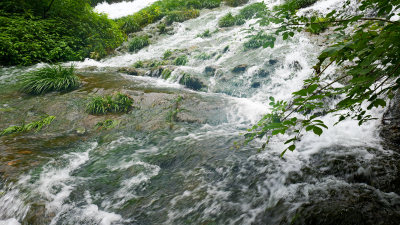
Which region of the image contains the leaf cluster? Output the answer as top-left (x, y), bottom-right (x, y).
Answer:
top-left (0, 115), bottom-right (55, 137)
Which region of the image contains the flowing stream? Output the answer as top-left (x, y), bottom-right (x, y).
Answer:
top-left (1, 0), bottom-right (400, 224)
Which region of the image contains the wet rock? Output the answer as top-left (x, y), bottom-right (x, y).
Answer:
top-left (118, 67), bottom-right (139, 76)
top-left (289, 60), bottom-right (303, 71)
top-left (204, 66), bottom-right (217, 77)
top-left (149, 67), bottom-right (164, 77)
top-left (232, 64), bottom-right (248, 73)
top-left (179, 74), bottom-right (206, 91)
top-left (256, 69), bottom-right (269, 78)
top-left (268, 59), bottom-right (278, 65)
top-left (381, 92), bottom-right (400, 148)
top-left (291, 185), bottom-right (400, 225)
top-left (251, 82), bottom-right (261, 88)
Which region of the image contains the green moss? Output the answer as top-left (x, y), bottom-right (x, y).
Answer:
top-left (174, 55), bottom-right (188, 66)
top-left (86, 93), bottom-right (133, 115)
top-left (128, 36), bottom-right (150, 52)
top-left (194, 53), bottom-right (212, 60)
top-left (20, 65), bottom-right (80, 95)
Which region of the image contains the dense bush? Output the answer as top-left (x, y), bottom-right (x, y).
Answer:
top-left (117, 0), bottom-right (222, 34)
top-left (86, 93), bottom-right (133, 115)
top-left (0, 0), bottom-right (125, 66)
top-left (20, 65), bottom-right (80, 95)
top-left (128, 36), bottom-right (150, 52)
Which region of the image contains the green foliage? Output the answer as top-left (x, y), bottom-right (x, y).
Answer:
top-left (198, 29), bottom-right (212, 38)
top-left (0, 1), bottom-right (125, 66)
top-left (166, 95), bottom-right (184, 123)
top-left (244, 32), bottom-right (276, 49)
top-left (219, 13), bottom-right (245, 27)
top-left (174, 55), bottom-right (189, 66)
top-left (128, 36), bottom-right (150, 52)
top-left (305, 16), bottom-right (330, 34)
top-left (117, 0), bottom-right (221, 34)
top-left (163, 50), bottom-right (173, 59)
top-left (239, 2), bottom-right (268, 19)
top-left (95, 119), bottom-right (120, 130)
top-left (133, 60), bottom-right (144, 68)
top-left (161, 69), bottom-right (172, 80)
top-left (86, 93), bottom-right (134, 115)
top-left (0, 115), bottom-right (55, 137)
top-left (194, 53), bottom-right (213, 60)
top-left (246, 0), bottom-right (400, 155)
top-left (224, 0), bottom-right (249, 7)
top-left (165, 9), bottom-right (200, 25)
top-left (20, 65), bottom-right (80, 95)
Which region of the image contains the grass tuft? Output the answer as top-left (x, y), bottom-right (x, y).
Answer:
top-left (224, 0), bottom-right (249, 7)
top-left (20, 65), bottom-right (80, 95)
top-left (86, 93), bottom-right (133, 115)
top-left (174, 55), bottom-right (188, 66)
top-left (0, 115), bottom-right (56, 137)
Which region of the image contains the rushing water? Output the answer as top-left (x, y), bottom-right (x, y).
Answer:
top-left (1, 0), bottom-right (400, 224)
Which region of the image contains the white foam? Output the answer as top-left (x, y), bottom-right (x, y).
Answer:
top-left (95, 0), bottom-right (159, 19)
top-left (0, 218), bottom-right (21, 225)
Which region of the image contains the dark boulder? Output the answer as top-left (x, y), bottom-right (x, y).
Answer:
top-left (204, 66), bottom-right (217, 77)
top-left (232, 64), bottom-right (248, 73)
top-left (381, 93), bottom-right (400, 148)
top-left (179, 74), bottom-right (206, 91)
top-left (251, 82), bottom-right (261, 88)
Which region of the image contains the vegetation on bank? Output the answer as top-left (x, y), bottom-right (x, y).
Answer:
top-left (20, 65), bottom-right (80, 95)
top-left (244, 0), bottom-right (400, 155)
top-left (0, 0), bottom-right (125, 66)
top-left (86, 93), bottom-right (134, 115)
top-left (0, 115), bottom-right (55, 137)
top-left (218, 2), bottom-right (267, 28)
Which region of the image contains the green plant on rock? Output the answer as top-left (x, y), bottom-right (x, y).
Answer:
top-left (198, 29), bottom-right (212, 38)
top-left (305, 16), bottom-right (330, 34)
top-left (165, 9), bottom-right (200, 25)
top-left (161, 69), bottom-right (173, 80)
top-left (95, 119), bottom-right (120, 130)
top-left (218, 13), bottom-right (245, 27)
top-left (179, 73), bottom-right (205, 90)
top-left (163, 50), bottom-right (173, 59)
top-left (244, 32), bottom-right (276, 49)
top-left (0, 115), bottom-right (56, 137)
top-left (174, 55), bottom-right (188, 66)
top-left (86, 93), bottom-right (133, 115)
top-left (239, 2), bottom-right (268, 19)
top-left (128, 36), bottom-right (150, 52)
top-left (20, 65), bottom-right (80, 95)
top-left (133, 60), bottom-right (144, 68)
top-left (244, 0), bottom-right (400, 156)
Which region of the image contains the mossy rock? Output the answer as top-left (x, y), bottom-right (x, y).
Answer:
top-left (179, 74), bottom-right (206, 91)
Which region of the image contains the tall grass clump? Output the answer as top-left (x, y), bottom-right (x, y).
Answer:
top-left (128, 36), bottom-right (150, 52)
top-left (174, 55), bottom-right (188, 66)
top-left (20, 65), bottom-right (80, 95)
top-left (0, 115), bottom-right (55, 137)
top-left (86, 93), bottom-right (133, 115)
top-left (165, 9), bottom-right (200, 25)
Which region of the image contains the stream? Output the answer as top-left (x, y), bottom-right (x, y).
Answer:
top-left (1, 0), bottom-right (400, 224)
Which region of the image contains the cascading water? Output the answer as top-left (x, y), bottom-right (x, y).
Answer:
top-left (1, 0), bottom-right (400, 224)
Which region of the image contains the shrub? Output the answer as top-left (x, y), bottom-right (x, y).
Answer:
top-left (224, 0), bottom-right (249, 7)
top-left (86, 93), bottom-right (133, 115)
top-left (0, 115), bottom-right (55, 137)
top-left (128, 36), bottom-right (150, 52)
top-left (244, 32), bottom-right (276, 49)
top-left (165, 9), bottom-right (200, 25)
top-left (20, 65), bottom-right (80, 95)
top-left (174, 55), bottom-right (188, 65)
top-left (239, 2), bottom-right (268, 19)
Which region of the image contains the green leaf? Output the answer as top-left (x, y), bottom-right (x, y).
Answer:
top-left (313, 126), bottom-right (323, 136)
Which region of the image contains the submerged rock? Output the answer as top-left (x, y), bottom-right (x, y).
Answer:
top-left (179, 74), bottom-right (206, 91)
top-left (204, 66), bottom-right (217, 77)
top-left (232, 64), bottom-right (248, 73)
top-left (251, 82), bottom-right (261, 88)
